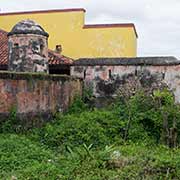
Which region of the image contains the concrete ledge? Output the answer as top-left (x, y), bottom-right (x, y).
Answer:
top-left (73, 56), bottom-right (180, 66)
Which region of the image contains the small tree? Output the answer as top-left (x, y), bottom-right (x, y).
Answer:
top-left (153, 89), bottom-right (178, 148)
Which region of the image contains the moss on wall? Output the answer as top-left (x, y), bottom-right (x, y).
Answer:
top-left (0, 71), bottom-right (81, 81)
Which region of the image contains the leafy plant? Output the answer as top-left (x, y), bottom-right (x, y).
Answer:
top-left (1, 88), bottom-right (180, 179)
top-left (114, 89), bottom-right (180, 147)
top-left (0, 106), bottom-right (22, 133)
top-left (31, 109), bottom-right (124, 151)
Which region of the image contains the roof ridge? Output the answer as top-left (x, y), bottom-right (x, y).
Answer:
top-left (0, 8), bottom-right (86, 16)
top-left (83, 23), bottom-right (138, 38)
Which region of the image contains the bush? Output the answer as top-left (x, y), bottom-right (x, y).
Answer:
top-left (32, 109), bottom-right (125, 151)
top-left (28, 89), bottom-right (180, 153)
top-left (115, 89), bottom-right (180, 146)
top-left (1, 88), bottom-right (180, 178)
top-left (0, 107), bottom-right (21, 133)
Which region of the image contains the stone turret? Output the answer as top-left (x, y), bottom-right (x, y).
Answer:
top-left (8, 19), bottom-right (49, 73)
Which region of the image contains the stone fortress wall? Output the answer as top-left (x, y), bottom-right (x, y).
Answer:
top-left (0, 19), bottom-right (82, 126)
top-left (8, 20), bottom-right (49, 73)
top-left (0, 71), bottom-right (82, 126)
top-left (71, 57), bottom-right (180, 105)
top-left (1, 18), bottom-right (180, 125)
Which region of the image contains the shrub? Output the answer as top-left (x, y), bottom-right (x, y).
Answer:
top-left (1, 89), bottom-right (180, 179)
top-left (0, 107), bottom-right (22, 133)
top-left (115, 89), bottom-right (180, 147)
top-left (32, 109), bottom-right (125, 151)
top-left (67, 95), bottom-right (88, 114)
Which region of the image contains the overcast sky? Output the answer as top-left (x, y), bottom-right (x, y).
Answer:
top-left (1, 0), bottom-right (180, 58)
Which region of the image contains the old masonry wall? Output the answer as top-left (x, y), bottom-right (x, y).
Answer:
top-left (71, 57), bottom-right (180, 106)
top-left (0, 71), bottom-right (82, 127)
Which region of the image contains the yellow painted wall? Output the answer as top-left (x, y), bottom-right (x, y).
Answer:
top-left (0, 9), bottom-right (137, 59)
top-left (82, 27), bottom-right (137, 57)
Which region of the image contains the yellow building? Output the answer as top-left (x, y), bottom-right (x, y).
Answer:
top-left (0, 8), bottom-right (138, 59)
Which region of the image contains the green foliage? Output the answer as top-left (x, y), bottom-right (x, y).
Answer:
top-left (2, 135), bottom-right (180, 179)
top-left (0, 134), bottom-right (62, 180)
top-left (0, 107), bottom-right (22, 133)
top-left (153, 89), bottom-right (174, 106)
top-left (115, 89), bottom-right (180, 146)
top-left (67, 87), bottom-right (94, 114)
top-left (82, 86), bottom-right (94, 105)
top-left (32, 109), bottom-right (124, 151)
top-left (67, 95), bottom-right (88, 114)
top-left (1, 88), bottom-right (180, 178)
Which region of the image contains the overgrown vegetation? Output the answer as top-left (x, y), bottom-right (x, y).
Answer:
top-left (0, 89), bottom-right (180, 179)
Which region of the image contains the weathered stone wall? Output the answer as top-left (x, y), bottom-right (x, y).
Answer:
top-left (0, 71), bottom-right (82, 125)
top-left (71, 57), bottom-right (180, 104)
top-left (8, 34), bottom-right (49, 73)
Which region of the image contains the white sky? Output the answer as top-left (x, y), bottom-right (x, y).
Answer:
top-left (1, 0), bottom-right (180, 58)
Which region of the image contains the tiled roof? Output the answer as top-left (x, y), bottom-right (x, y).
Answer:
top-left (0, 29), bottom-right (8, 65)
top-left (0, 29), bottom-right (73, 67)
top-left (48, 49), bottom-right (73, 65)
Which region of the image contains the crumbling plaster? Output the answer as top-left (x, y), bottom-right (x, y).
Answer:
top-left (71, 57), bottom-right (180, 103)
top-left (0, 71), bottom-right (82, 121)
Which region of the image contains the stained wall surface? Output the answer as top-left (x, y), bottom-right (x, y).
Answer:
top-left (0, 9), bottom-right (137, 59)
top-left (8, 34), bottom-right (49, 73)
top-left (71, 57), bottom-right (180, 103)
top-left (0, 71), bottom-right (82, 120)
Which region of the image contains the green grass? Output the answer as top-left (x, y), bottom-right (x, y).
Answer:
top-left (0, 133), bottom-right (180, 179)
top-left (0, 90), bottom-right (180, 179)
top-left (0, 134), bottom-right (61, 179)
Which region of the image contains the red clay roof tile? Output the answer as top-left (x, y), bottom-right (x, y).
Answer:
top-left (0, 29), bottom-right (8, 65)
top-left (48, 49), bottom-right (73, 65)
